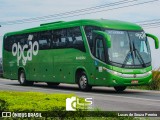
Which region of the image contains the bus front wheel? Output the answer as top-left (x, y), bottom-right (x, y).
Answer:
top-left (18, 70), bottom-right (33, 86)
top-left (78, 72), bottom-right (92, 91)
top-left (114, 86), bottom-right (126, 92)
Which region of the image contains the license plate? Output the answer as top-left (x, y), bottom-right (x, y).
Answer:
top-left (131, 80), bottom-right (138, 84)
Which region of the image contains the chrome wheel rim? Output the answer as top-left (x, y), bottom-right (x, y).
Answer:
top-left (20, 72), bottom-right (25, 83)
top-left (79, 75), bottom-right (87, 89)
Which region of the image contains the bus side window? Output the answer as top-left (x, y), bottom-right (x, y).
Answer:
top-left (67, 28), bottom-right (74, 48)
top-left (51, 31), bottom-right (59, 49)
top-left (95, 37), bottom-right (105, 62)
top-left (17, 35), bottom-right (28, 49)
top-left (4, 36), bottom-right (10, 51)
top-left (26, 33), bottom-right (38, 50)
top-left (51, 29), bottom-right (67, 49)
top-left (38, 31), bottom-right (51, 50)
top-left (84, 26), bottom-right (101, 53)
top-left (51, 27), bottom-right (85, 51)
top-left (59, 29), bottom-right (67, 48)
top-left (4, 35), bottom-right (25, 52)
top-left (8, 36), bottom-right (16, 52)
top-left (67, 27), bottom-right (86, 52)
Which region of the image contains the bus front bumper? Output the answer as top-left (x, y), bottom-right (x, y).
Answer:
top-left (107, 70), bottom-right (152, 86)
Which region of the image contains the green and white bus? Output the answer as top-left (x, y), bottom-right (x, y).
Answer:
top-left (3, 19), bottom-right (159, 92)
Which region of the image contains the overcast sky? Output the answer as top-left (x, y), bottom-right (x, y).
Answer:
top-left (0, 0), bottom-right (160, 68)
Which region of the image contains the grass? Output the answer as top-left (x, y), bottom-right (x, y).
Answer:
top-left (0, 91), bottom-right (139, 120)
top-left (0, 91), bottom-right (74, 112)
top-left (149, 68), bottom-right (160, 90)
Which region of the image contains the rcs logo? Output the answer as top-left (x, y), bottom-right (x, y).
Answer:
top-left (66, 96), bottom-right (93, 111)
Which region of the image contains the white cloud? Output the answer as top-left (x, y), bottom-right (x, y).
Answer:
top-left (0, 0), bottom-right (101, 19)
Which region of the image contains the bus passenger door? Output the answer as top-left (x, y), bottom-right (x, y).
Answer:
top-left (92, 34), bottom-right (108, 85)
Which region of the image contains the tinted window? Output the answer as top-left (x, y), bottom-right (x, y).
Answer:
top-left (4, 27), bottom-right (85, 52)
top-left (95, 37), bottom-right (105, 62)
top-left (4, 36), bottom-right (16, 51)
top-left (17, 34), bottom-right (28, 48)
top-left (51, 29), bottom-right (67, 49)
top-left (67, 27), bottom-right (85, 52)
top-left (50, 27), bottom-right (85, 52)
top-left (4, 36), bottom-right (10, 51)
top-left (4, 34), bottom-right (37, 52)
top-left (84, 26), bottom-right (101, 52)
top-left (38, 31), bottom-right (51, 50)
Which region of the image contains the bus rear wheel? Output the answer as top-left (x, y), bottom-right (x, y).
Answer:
top-left (18, 70), bottom-right (33, 86)
top-left (46, 82), bottom-right (60, 87)
top-left (78, 72), bottom-right (92, 91)
top-left (114, 86), bottom-right (126, 92)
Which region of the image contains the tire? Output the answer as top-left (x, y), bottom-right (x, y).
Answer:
top-left (47, 82), bottom-right (60, 87)
top-left (18, 70), bottom-right (33, 86)
top-left (78, 72), bottom-right (92, 91)
top-left (114, 86), bottom-right (127, 92)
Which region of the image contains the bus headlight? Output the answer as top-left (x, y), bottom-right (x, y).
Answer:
top-left (113, 71), bottom-right (118, 75)
top-left (107, 69), bottom-right (122, 77)
top-left (148, 71), bottom-right (152, 74)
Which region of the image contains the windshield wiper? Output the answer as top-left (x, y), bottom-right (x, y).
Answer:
top-left (132, 41), bottom-right (146, 67)
top-left (122, 39), bottom-right (133, 68)
top-left (122, 51), bottom-right (131, 68)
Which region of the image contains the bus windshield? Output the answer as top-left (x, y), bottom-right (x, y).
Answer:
top-left (105, 30), bottom-right (151, 67)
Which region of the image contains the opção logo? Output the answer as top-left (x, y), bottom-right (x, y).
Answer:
top-left (12, 40), bottom-right (39, 66)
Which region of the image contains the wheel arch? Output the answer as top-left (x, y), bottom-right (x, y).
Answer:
top-left (75, 66), bottom-right (90, 84)
top-left (18, 66), bottom-right (33, 86)
top-left (18, 67), bottom-right (26, 78)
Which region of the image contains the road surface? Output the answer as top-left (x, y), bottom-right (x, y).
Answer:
top-left (0, 78), bottom-right (160, 111)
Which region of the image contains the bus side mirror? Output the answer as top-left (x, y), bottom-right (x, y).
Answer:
top-left (146, 33), bottom-right (159, 49)
top-left (93, 31), bottom-right (111, 48)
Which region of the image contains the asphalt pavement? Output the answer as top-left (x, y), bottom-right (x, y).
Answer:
top-left (0, 78), bottom-right (160, 111)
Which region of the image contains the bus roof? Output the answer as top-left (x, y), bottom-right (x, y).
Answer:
top-left (5, 19), bottom-right (143, 36)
